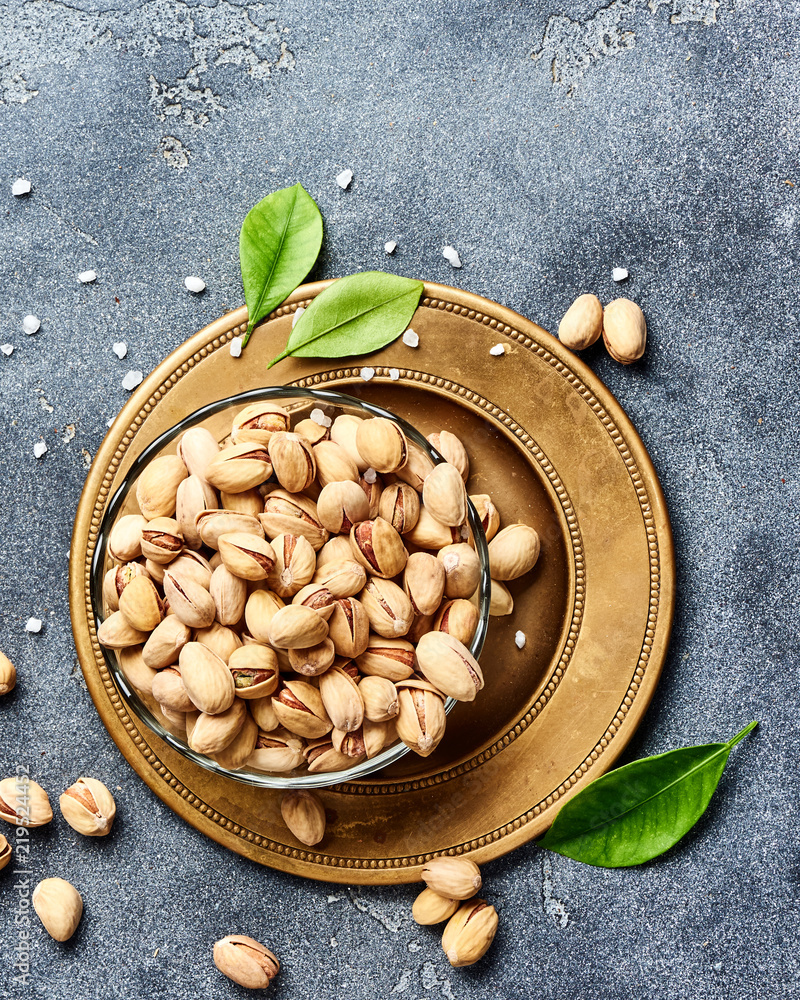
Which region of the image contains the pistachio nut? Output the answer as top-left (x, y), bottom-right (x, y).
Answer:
top-left (209, 565), bottom-right (247, 626)
top-left (246, 726), bottom-right (305, 772)
top-left (412, 887), bottom-right (460, 925)
top-left (288, 638), bottom-right (336, 677)
top-left (102, 561), bottom-right (149, 612)
top-left (326, 597), bottom-right (370, 659)
top-left (0, 833), bottom-right (11, 870)
top-left (394, 441), bottom-right (435, 491)
top-left (602, 297), bottom-right (646, 364)
top-left (196, 509), bottom-right (265, 550)
top-left (135, 454), bottom-right (188, 520)
top-left (422, 462), bottom-right (467, 527)
top-left (166, 550), bottom-right (213, 590)
top-left (316, 480), bottom-right (370, 534)
top-left (272, 679), bottom-right (333, 739)
top-left (355, 636), bottom-right (415, 681)
top-left (218, 531), bottom-right (276, 582)
top-left (212, 711), bottom-right (258, 769)
top-left (421, 855), bottom-right (482, 900)
top-left (244, 589), bottom-right (286, 642)
top-left (269, 533), bottom-right (317, 598)
top-left (359, 472), bottom-right (383, 518)
top-left (0, 776), bottom-right (53, 827)
top-left (118, 575), bottom-right (165, 632)
top-left (293, 417), bottom-right (329, 446)
top-left (468, 493), bottom-right (500, 542)
top-left (268, 431), bottom-right (316, 493)
top-left (259, 489), bottom-right (329, 551)
top-left (330, 413), bottom-right (369, 472)
top-left (280, 789), bottom-right (326, 846)
top-left (268, 604), bottom-right (329, 650)
top-left (213, 934), bottom-right (280, 990)
top-left (199, 623), bottom-right (245, 663)
top-left (441, 899), bottom-right (498, 967)
top-left (178, 642), bottom-right (235, 715)
top-left (358, 675), bottom-right (399, 722)
top-left (355, 417), bottom-right (408, 473)
top-left (359, 577), bottom-right (413, 638)
top-left (404, 506), bottom-right (463, 549)
top-left (176, 425), bottom-right (221, 480)
top-left (403, 551), bottom-right (446, 616)
top-left (97, 611), bottom-right (151, 649)
top-left (378, 482), bottom-right (420, 534)
top-left (159, 705), bottom-right (187, 733)
top-left (427, 430), bottom-right (470, 482)
top-left (139, 516), bottom-right (184, 564)
top-left (395, 680), bottom-right (446, 757)
top-left (312, 440), bottom-right (360, 487)
top-left (434, 599), bottom-right (480, 646)
top-left (304, 736), bottom-right (360, 773)
top-left (187, 698), bottom-right (247, 754)
top-left (318, 666), bottom-right (364, 733)
top-left (117, 645), bottom-right (158, 694)
top-left (290, 583), bottom-right (337, 620)
top-left (220, 487), bottom-right (264, 517)
top-left (407, 612), bottom-right (435, 644)
top-left (438, 542), bottom-right (481, 600)
top-left (32, 878), bottom-right (83, 942)
top-left (311, 558), bottom-right (367, 599)
top-left (315, 534), bottom-right (357, 569)
top-left (249, 696), bottom-right (280, 732)
top-left (558, 292), bottom-right (603, 351)
top-left (205, 441), bottom-right (273, 493)
top-left (416, 631), bottom-right (483, 702)
top-left (0, 651), bottom-right (17, 695)
top-left (477, 578), bottom-right (513, 616)
top-left (229, 644), bottom-right (279, 699)
top-left (331, 724), bottom-right (369, 758)
top-left (487, 523), bottom-right (540, 580)
top-left (152, 666), bottom-right (196, 712)
top-left (350, 517), bottom-right (408, 579)
top-left (142, 615), bottom-right (192, 669)
top-left (107, 513), bottom-right (148, 561)
top-left (362, 717), bottom-right (393, 757)
top-left (175, 475), bottom-right (218, 548)
top-left (162, 571), bottom-right (216, 629)
top-left (230, 401), bottom-right (291, 446)
top-left (59, 777), bottom-right (116, 837)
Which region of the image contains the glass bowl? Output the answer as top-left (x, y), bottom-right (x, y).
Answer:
top-left (91, 386), bottom-right (491, 789)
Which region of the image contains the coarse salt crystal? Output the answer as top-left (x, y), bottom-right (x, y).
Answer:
top-left (402, 329), bottom-right (419, 348)
top-left (12, 178), bottom-right (31, 197)
top-left (612, 267), bottom-right (629, 282)
top-left (336, 168), bottom-right (353, 189)
top-left (25, 618), bottom-right (42, 633)
top-left (292, 306), bottom-right (305, 328)
top-left (112, 342), bottom-right (127, 359)
top-left (489, 343), bottom-right (506, 356)
top-left (106, 417), bottom-right (115, 428)
top-left (515, 630), bottom-right (527, 649)
top-left (78, 270), bottom-right (97, 284)
top-left (460, 525), bottom-right (469, 540)
top-left (389, 368), bottom-right (400, 381)
top-left (310, 407), bottom-right (332, 428)
top-left (384, 240), bottom-right (397, 254)
top-left (443, 245), bottom-right (462, 268)
top-left (1, 344), bottom-right (13, 356)
top-left (229, 336), bottom-right (243, 358)
top-left (23, 315), bottom-right (40, 335)
top-left (363, 467), bottom-right (377, 484)
top-left (184, 275), bottom-right (206, 293)
top-left (122, 370), bottom-right (143, 391)
top-left (33, 441), bottom-right (47, 459)
top-left (360, 366), bottom-right (375, 381)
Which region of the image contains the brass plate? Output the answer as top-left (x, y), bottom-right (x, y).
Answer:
top-left (70, 281), bottom-right (674, 885)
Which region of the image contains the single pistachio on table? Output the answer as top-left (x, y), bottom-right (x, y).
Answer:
top-left (487, 523), bottom-right (540, 581)
top-left (271, 679), bottom-right (333, 739)
top-left (135, 454), bottom-right (188, 520)
top-left (602, 297), bottom-right (647, 364)
top-left (355, 417), bottom-right (408, 473)
top-left (395, 678), bottom-right (447, 757)
top-left (421, 856), bottom-right (482, 900)
top-left (229, 643), bottom-right (279, 698)
top-left (176, 425), bottom-right (220, 480)
top-left (205, 441), bottom-right (273, 494)
top-left (422, 462), bottom-right (468, 527)
top-left (416, 631), bottom-right (484, 702)
top-left (268, 533), bottom-right (317, 598)
top-left (412, 887), bottom-right (460, 925)
top-left (152, 667), bottom-right (196, 712)
top-left (359, 577), bottom-right (413, 638)
top-left (427, 430), bottom-right (470, 482)
top-left (268, 431), bottom-right (316, 493)
top-left (0, 776), bottom-right (53, 827)
top-left (142, 615), bottom-right (192, 669)
top-left (318, 666), bottom-right (364, 733)
top-left (259, 489), bottom-right (329, 551)
top-left (118, 575), bottom-right (165, 632)
top-left (230, 401), bottom-right (291, 446)
top-left (326, 597), bottom-right (370, 659)
top-left (312, 440), bottom-right (359, 487)
top-left (162, 571), bottom-right (216, 629)
top-left (358, 675), bottom-right (399, 722)
top-left (175, 475), bottom-right (219, 548)
top-left (468, 493), bottom-right (500, 542)
top-left (350, 517), bottom-right (408, 579)
top-left (0, 833), bottom-right (11, 870)
top-left (403, 551), bottom-right (446, 617)
top-left (557, 292), bottom-right (604, 351)
top-left (59, 777), bottom-right (116, 837)
top-left (316, 480), bottom-right (370, 534)
top-left (441, 899), bottom-right (499, 967)
top-left (0, 651), bottom-right (17, 695)
top-left (187, 698), bottom-right (248, 754)
top-left (280, 789), bottom-right (326, 846)
top-left (107, 513), bottom-right (148, 562)
top-left (32, 878), bottom-right (83, 942)
top-left (178, 642), bottom-right (235, 715)
top-left (355, 636), bottom-right (415, 682)
top-left (196, 509), bottom-right (265, 550)
top-left (218, 531), bottom-right (277, 582)
top-left (213, 934), bottom-right (280, 990)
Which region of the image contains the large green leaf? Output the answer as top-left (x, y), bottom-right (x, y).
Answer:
top-left (538, 721), bottom-right (758, 867)
top-left (239, 183), bottom-right (323, 347)
top-left (267, 271), bottom-right (424, 370)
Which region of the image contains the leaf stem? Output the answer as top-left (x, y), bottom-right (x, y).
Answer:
top-left (726, 720), bottom-right (759, 749)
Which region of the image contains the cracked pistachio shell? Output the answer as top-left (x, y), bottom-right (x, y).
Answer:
top-left (142, 615), bottom-right (192, 669)
top-left (403, 551), bottom-right (446, 617)
top-left (118, 575), bottom-right (165, 632)
top-left (330, 413), bottom-right (369, 473)
top-left (229, 644), bottom-right (279, 699)
top-left (0, 776), bottom-right (53, 827)
top-left (163, 571), bottom-right (216, 629)
top-left (412, 887), bottom-right (460, 925)
top-left (350, 518), bottom-right (408, 579)
top-left (246, 726), bottom-right (305, 772)
top-left (209, 565), bottom-right (247, 627)
top-left (442, 899), bottom-right (498, 967)
top-left (0, 651), bottom-right (17, 695)
top-left (268, 432), bottom-right (316, 493)
top-left (107, 513), bottom-right (148, 561)
top-left (434, 599), bottom-right (480, 647)
top-left (281, 790), bottom-right (326, 846)
top-left (316, 480), bottom-right (370, 534)
top-left (422, 462), bottom-right (468, 528)
top-left (213, 934), bottom-right (280, 990)
top-left (97, 611), bottom-right (150, 649)
top-left (230, 401), bottom-right (290, 446)
top-left (33, 878), bottom-right (83, 942)
top-left (211, 711), bottom-right (259, 769)
top-left (358, 675), bottom-right (399, 722)
top-left (290, 583), bottom-right (336, 620)
top-left (218, 532), bottom-right (276, 582)
top-left (205, 442), bottom-right (273, 494)
top-left (602, 297), bottom-right (646, 364)
top-left (427, 431), bottom-right (469, 482)
top-left (359, 472), bottom-right (383, 519)
top-left (422, 856), bottom-right (482, 900)
top-left (103, 561), bottom-right (150, 613)
top-left (331, 723), bottom-right (368, 758)
top-left (139, 516), bottom-right (184, 564)
top-left (416, 631), bottom-right (483, 702)
top-left (557, 292), bottom-right (603, 350)
top-left (438, 543), bottom-right (481, 600)
top-left (326, 598), bottom-right (370, 659)
top-left (272, 680), bottom-right (332, 739)
top-left (177, 426), bottom-right (220, 480)
top-left (359, 578), bottom-right (413, 638)
top-left (355, 636), bottom-right (415, 682)
top-left (288, 638), bottom-right (336, 677)
top-left (378, 482), bottom-right (420, 535)
top-left (0, 833), bottom-right (11, 870)
top-left (305, 737), bottom-right (362, 773)
top-left (259, 490), bottom-right (329, 551)
top-left (294, 417), bottom-right (329, 446)
top-left (269, 533), bottom-right (317, 599)
top-left (268, 604), bottom-right (329, 650)
top-left (487, 523), bottom-right (540, 581)
top-left (194, 622), bottom-right (243, 664)
top-left (136, 455), bottom-right (188, 520)
top-left (59, 777), bottom-right (116, 837)
top-left (394, 442), bottom-right (435, 491)
top-left (355, 417), bottom-right (408, 474)
top-left (395, 680), bottom-right (446, 757)
top-left (318, 666), bottom-right (364, 733)
top-left (187, 698), bottom-right (247, 754)
top-left (196, 509), bottom-right (264, 550)
top-left (176, 475), bottom-right (218, 548)
top-left (313, 440), bottom-right (359, 488)
top-left (117, 645), bottom-right (158, 695)
top-left (469, 494), bottom-right (500, 542)
top-left (312, 559), bottom-right (367, 599)
top-left (152, 666), bottom-right (195, 712)
top-left (179, 642), bottom-right (235, 715)
top-left (170, 551), bottom-right (214, 589)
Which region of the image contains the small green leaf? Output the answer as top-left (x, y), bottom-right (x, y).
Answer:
top-left (267, 271), bottom-right (424, 370)
top-left (239, 183), bottom-right (323, 348)
top-left (538, 721), bottom-right (758, 867)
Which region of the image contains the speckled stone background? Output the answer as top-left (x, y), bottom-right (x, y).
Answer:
top-left (1, 1), bottom-right (798, 997)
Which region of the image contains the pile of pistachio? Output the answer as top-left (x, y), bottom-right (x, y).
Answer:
top-left (98, 400), bottom-right (541, 778)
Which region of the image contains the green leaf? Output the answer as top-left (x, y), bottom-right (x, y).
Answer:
top-left (239, 183), bottom-right (323, 348)
top-left (267, 271), bottom-right (424, 370)
top-left (538, 721), bottom-right (758, 867)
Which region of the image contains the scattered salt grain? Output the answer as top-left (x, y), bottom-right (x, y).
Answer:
top-left (442, 245), bottom-right (462, 268)
top-left (112, 342), bottom-right (127, 360)
top-left (336, 168), bottom-right (353, 189)
top-left (25, 618), bottom-right (42, 633)
top-left (402, 329), bottom-right (419, 348)
top-left (33, 441), bottom-right (47, 459)
top-left (310, 407), bottom-right (332, 428)
top-left (292, 306), bottom-right (305, 328)
top-left (23, 315), bottom-right (40, 335)
top-left (360, 366), bottom-right (375, 381)
top-left (612, 267), bottom-right (629, 282)
top-left (78, 270), bottom-right (97, 284)
top-left (384, 240), bottom-right (397, 254)
top-left (363, 467), bottom-right (378, 484)
top-left (1, 344), bottom-right (13, 356)
top-left (389, 368), bottom-right (400, 381)
top-left (515, 630), bottom-right (527, 649)
top-left (229, 336), bottom-right (243, 358)
top-left (12, 178), bottom-right (31, 197)
top-left (106, 417), bottom-right (115, 428)
top-left (184, 275), bottom-right (206, 293)
top-left (489, 343), bottom-right (506, 356)
top-left (122, 370), bottom-right (143, 391)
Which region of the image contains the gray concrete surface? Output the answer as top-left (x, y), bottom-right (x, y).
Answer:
top-left (1, 0), bottom-right (798, 997)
